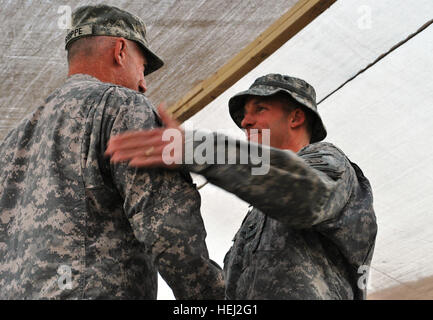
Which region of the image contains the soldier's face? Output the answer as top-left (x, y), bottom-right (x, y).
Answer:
top-left (241, 96), bottom-right (292, 149)
top-left (121, 40), bottom-right (148, 93)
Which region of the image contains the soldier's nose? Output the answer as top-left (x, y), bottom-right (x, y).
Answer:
top-left (241, 114), bottom-right (255, 129)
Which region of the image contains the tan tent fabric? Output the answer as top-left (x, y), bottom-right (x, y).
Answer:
top-left (0, 0), bottom-right (297, 139)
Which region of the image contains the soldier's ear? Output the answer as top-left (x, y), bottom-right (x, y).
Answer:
top-left (290, 108), bottom-right (306, 128)
top-left (113, 38), bottom-right (127, 66)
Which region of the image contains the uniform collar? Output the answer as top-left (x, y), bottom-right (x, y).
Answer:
top-left (66, 73), bottom-right (101, 83)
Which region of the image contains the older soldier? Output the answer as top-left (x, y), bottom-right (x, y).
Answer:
top-left (106, 74), bottom-right (378, 300)
top-left (0, 5), bottom-right (224, 299)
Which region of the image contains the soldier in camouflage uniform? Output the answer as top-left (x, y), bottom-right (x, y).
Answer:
top-left (105, 74), bottom-right (378, 299)
top-left (0, 4), bottom-right (224, 299)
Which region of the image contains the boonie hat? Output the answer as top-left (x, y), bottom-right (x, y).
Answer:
top-left (229, 74), bottom-right (327, 143)
top-left (65, 4), bottom-right (164, 76)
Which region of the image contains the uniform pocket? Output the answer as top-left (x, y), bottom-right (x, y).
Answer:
top-left (254, 214), bottom-right (287, 251)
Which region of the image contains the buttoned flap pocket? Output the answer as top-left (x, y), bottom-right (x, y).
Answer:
top-left (254, 213), bottom-right (288, 252)
top-left (231, 208), bottom-right (266, 256)
top-left (245, 221), bottom-right (258, 240)
top-left (231, 210), bottom-right (251, 243)
top-left (247, 209), bottom-right (266, 253)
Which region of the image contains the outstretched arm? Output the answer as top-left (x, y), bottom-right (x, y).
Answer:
top-left (106, 105), bottom-right (354, 229)
top-left (106, 96), bottom-right (224, 299)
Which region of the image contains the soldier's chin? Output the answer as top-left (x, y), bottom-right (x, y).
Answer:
top-left (247, 133), bottom-right (262, 144)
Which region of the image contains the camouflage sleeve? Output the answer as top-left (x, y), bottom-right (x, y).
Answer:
top-left (183, 130), bottom-right (353, 229)
top-left (103, 91), bottom-right (224, 299)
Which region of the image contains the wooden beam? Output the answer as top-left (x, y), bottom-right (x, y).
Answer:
top-left (168, 0), bottom-right (337, 122)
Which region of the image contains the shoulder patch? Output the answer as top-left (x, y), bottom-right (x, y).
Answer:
top-left (299, 142), bottom-right (348, 181)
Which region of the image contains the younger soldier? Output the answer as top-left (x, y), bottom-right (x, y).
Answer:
top-left (106, 74), bottom-right (378, 299)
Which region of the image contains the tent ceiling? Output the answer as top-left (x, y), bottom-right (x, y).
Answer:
top-left (0, 0), bottom-right (298, 139)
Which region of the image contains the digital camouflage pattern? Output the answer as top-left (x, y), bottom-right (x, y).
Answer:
top-left (65, 4), bottom-right (164, 76)
top-left (184, 132), bottom-right (377, 299)
top-left (229, 74), bottom-right (327, 143)
top-left (0, 74), bottom-right (224, 299)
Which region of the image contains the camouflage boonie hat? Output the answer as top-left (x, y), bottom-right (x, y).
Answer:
top-left (65, 4), bottom-right (164, 76)
top-left (229, 74), bottom-right (327, 143)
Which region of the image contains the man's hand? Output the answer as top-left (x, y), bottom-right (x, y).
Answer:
top-left (105, 103), bottom-right (184, 168)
